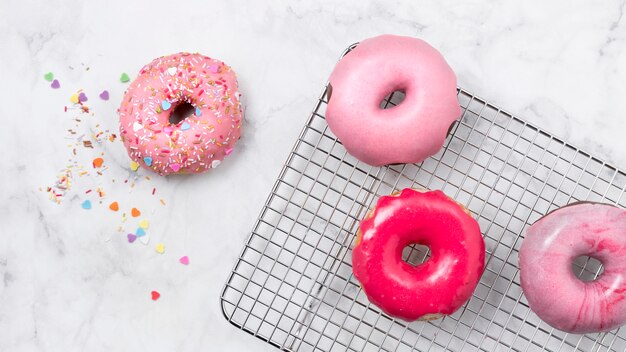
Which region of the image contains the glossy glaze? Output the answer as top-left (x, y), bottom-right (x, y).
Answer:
top-left (352, 189), bottom-right (485, 321)
top-left (519, 202), bottom-right (626, 333)
top-left (326, 34), bottom-right (461, 166)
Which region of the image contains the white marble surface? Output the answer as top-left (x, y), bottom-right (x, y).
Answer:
top-left (1, 0), bottom-right (625, 351)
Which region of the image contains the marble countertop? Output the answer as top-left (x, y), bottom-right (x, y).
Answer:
top-left (1, 1), bottom-right (625, 351)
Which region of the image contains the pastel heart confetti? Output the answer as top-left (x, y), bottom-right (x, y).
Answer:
top-left (120, 72), bottom-right (130, 83)
top-left (139, 219), bottom-right (149, 229)
top-left (130, 161), bottom-right (139, 171)
top-left (161, 100), bottom-right (171, 110)
top-left (81, 200), bottom-right (91, 209)
top-left (163, 126), bottom-right (173, 134)
top-left (133, 122), bottom-right (143, 131)
top-left (127, 233), bottom-right (137, 243)
top-left (136, 228), bottom-right (146, 237)
top-left (92, 157), bottom-right (104, 168)
top-left (179, 256), bottom-right (189, 265)
top-left (155, 243), bottom-right (165, 254)
top-left (169, 163), bottom-right (181, 172)
top-left (195, 107), bottom-right (202, 116)
top-left (99, 90), bottom-right (109, 100)
top-left (109, 201), bottom-right (119, 211)
top-left (139, 235), bottom-right (150, 245)
top-left (51, 79), bottom-right (60, 89)
top-left (151, 291), bottom-right (160, 301)
top-left (180, 122), bottom-right (190, 131)
top-left (211, 160), bottom-right (221, 168)
top-left (44, 72), bottom-right (54, 82)
top-left (224, 148), bottom-right (234, 156)
top-left (209, 64), bottom-right (219, 73)
top-left (131, 208), bottom-right (141, 217)
top-left (78, 92), bottom-right (88, 102)
top-left (143, 157), bottom-right (153, 166)
top-left (167, 67), bottom-right (177, 75)
top-left (70, 94), bottom-right (79, 104)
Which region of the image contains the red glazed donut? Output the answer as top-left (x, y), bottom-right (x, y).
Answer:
top-left (352, 188), bottom-right (485, 321)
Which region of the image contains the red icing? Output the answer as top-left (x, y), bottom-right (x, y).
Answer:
top-left (352, 189), bottom-right (485, 321)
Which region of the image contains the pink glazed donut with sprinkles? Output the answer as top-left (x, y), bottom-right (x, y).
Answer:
top-left (119, 52), bottom-right (243, 175)
top-left (519, 202), bottom-right (626, 333)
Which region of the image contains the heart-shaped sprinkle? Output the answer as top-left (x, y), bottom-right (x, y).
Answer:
top-left (78, 92), bottom-right (88, 102)
top-left (139, 235), bottom-right (150, 245)
top-left (163, 126), bottom-right (173, 134)
top-left (99, 90), bottom-right (109, 100)
top-left (180, 122), bottom-right (190, 131)
top-left (151, 291), bottom-right (160, 301)
top-left (120, 73), bottom-right (130, 83)
top-left (169, 163), bottom-right (181, 172)
top-left (209, 64), bottom-right (219, 73)
top-left (92, 157), bottom-right (104, 168)
top-left (133, 122), bottom-right (143, 131)
top-left (127, 233), bottom-right (137, 243)
top-left (136, 228), bottom-right (146, 237)
top-left (155, 243), bottom-right (165, 254)
top-left (131, 207), bottom-right (141, 217)
top-left (195, 107), bottom-right (202, 116)
top-left (44, 72), bottom-right (54, 82)
top-left (211, 160), bottom-right (221, 168)
top-left (139, 219), bottom-right (149, 229)
top-left (224, 147), bottom-right (234, 156)
top-left (130, 161), bottom-right (139, 171)
top-left (179, 256), bottom-right (190, 265)
top-left (167, 67), bottom-right (177, 75)
top-left (51, 79), bottom-right (60, 89)
top-left (81, 200), bottom-right (91, 209)
top-left (70, 94), bottom-right (79, 104)
top-left (161, 100), bottom-right (171, 111)
top-left (143, 156), bottom-right (153, 166)
top-left (109, 201), bottom-right (119, 211)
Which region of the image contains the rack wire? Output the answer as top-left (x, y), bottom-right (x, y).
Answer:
top-left (221, 44), bottom-right (626, 352)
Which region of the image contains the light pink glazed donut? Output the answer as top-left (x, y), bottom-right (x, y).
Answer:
top-left (119, 53), bottom-right (243, 175)
top-left (326, 35), bottom-right (461, 166)
top-left (519, 202), bottom-right (626, 333)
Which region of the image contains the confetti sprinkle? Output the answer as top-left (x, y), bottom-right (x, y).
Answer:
top-left (163, 126), bottom-right (173, 134)
top-left (78, 92), bottom-right (88, 102)
top-left (92, 157), bottom-right (104, 168)
top-left (151, 291), bottom-right (160, 301)
top-left (155, 243), bottom-right (165, 254)
top-left (161, 100), bottom-right (171, 110)
top-left (51, 79), bottom-right (60, 89)
top-left (136, 228), bottom-right (146, 237)
top-left (143, 157), bottom-right (153, 166)
top-left (195, 107), bottom-right (202, 116)
top-left (44, 72), bottom-right (54, 82)
top-left (225, 148), bottom-right (234, 155)
top-left (169, 163), bottom-right (181, 172)
top-left (81, 200), bottom-right (91, 209)
top-left (179, 256), bottom-right (190, 265)
top-left (130, 161), bottom-right (139, 171)
top-left (180, 122), bottom-right (190, 131)
top-left (120, 73), bottom-right (130, 83)
top-left (127, 233), bottom-right (137, 243)
top-left (109, 201), bottom-right (119, 211)
top-left (133, 122), bottom-right (143, 131)
top-left (211, 160), bottom-right (221, 168)
top-left (167, 67), bottom-right (177, 75)
top-left (131, 208), bottom-right (141, 217)
top-left (99, 90), bottom-right (109, 100)
top-left (70, 94), bottom-right (79, 104)
top-left (139, 235), bottom-right (150, 245)
top-left (138, 219), bottom-right (149, 229)
top-left (209, 64), bottom-right (219, 73)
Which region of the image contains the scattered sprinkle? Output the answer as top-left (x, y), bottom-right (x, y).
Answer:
top-left (81, 200), bottom-right (92, 209)
top-left (120, 72), bottom-right (130, 83)
top-left (109, 201), bottom-right (119, 211)
top-left (209, 64), bottom-right (219, 73)
top-left (130, 161), bottom-right (139, 171)
top-left (51, 79), bottom-right (60, 89)
top-left (169, 163), bottom-right (181, 172)
top-left (136, 228), bottom-right (146, 237)
top-left (163, 126), bottom-right (173, 134)
top-left (179, 256), bottom-right (190, 265)
top-left (143, 157), bottom-right (153, 166)
top-left (138, 219), bottom-right (149, 229)
top-left (167, 67), bottom-right (177, 75)
top-left (92, 157), bottom-right (104, 168)
top-left (131, 208), bottom-right (141, 217)
top-left (180, 122), bottom-right (190, 131)
top-left (161, 100), bottom-right (171, 111)
top-left (133, 122), bottom-right (143, 131)
top-left (139, 235), bottom-right (150, 245)
top-left (195, 107), bottom-right (202, 116)
top-left (155, 243), bottom-right (165, 254)
top-left (78, 92), bottom-right (88, 102)
top-left (44, 72), bottom-right (54, 82)
top-left (127, 233), bottom-right (137, 243)
top-left (99, 90), bottom-right (109, 101)
top-left (151, 290), bottom-right (160, 301)
top-left (211, 160), bottom-right (221, 168)
top-left (70, 94), bottom-right (79, 104)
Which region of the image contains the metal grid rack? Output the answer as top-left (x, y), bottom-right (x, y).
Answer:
top-left (221, 45), bottom-right (626, 352)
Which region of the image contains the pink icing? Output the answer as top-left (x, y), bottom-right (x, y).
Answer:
top-left (326, 35), bottom-right (461, 166)
top-left (519, 203), bottom-right (626, 333)
top-left (352, 189), bottom-right (485, 321)
top-left (118, 52), bottom-right (243, 175)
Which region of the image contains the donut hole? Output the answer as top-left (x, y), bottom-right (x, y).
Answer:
top-left (402, 243), bottom-right (431, 267)
top-left (572, 255), bottom-right (605, 282)
top-left (379, 90), bottom-right (406, 109)
top-left (169, 102), bottom-right (195, 125)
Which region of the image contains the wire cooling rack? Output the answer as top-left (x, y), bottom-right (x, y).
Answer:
top-left (221, 44), bottom-right (626, 352)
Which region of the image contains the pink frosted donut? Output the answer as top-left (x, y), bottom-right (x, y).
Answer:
top-left (326, 35), bottom-right (461, 166)
top-left (519, 202), bottom-right (626, 333)
top-left (119, 52), bottom-right (243, 175)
